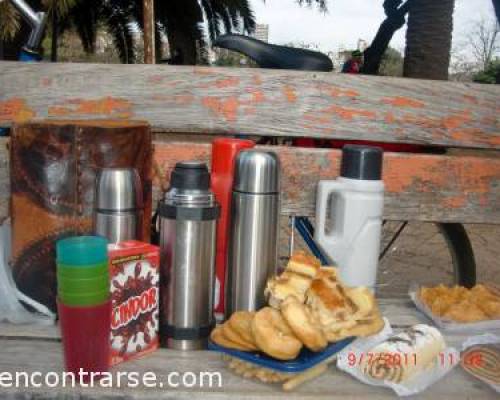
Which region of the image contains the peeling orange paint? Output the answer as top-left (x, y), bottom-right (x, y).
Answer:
top-left (450, 128), bottom-right (500, 147)
top-left (253, 75), bottom-right (263, 85)
top-left (283, 85), bottom-right (297, 103)
top-left (249, 89), bottom-right (265, 103)
top-left (48, 97), bottom-right (132, 118)
top-left (443, 196), bottom-right (467, 208)
top-left (330, 87), bottom-right (359, 98)
top-left (215, 77), bottom-right (240, 88)
top-left (442, 111), bottom-right (471, 130)
top-left (385, 112), bottom-right (396, 124)
top-left (325, 105), bottom-right (376, 121)
top-left (384, 154), bottom-right (498, 207)
top-left (382, 97), bottom-right (425, 108)
top-left (463, 95), bottom-right (478, 104)
top-left (202, 96), bottom-right (239, 122)
top-left (0, 98), bottom-right (36, 122)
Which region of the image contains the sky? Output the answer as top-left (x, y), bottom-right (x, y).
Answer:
top-left (248, 0), bottom-right (497, 54)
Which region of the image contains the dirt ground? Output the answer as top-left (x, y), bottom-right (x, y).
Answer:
top-left (279, 219), bottom-right (499, 297)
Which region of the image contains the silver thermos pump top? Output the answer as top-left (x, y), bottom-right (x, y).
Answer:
top-left (159, 161), bottom-right (220, 350)
top-left (227, 150), bottom-right (280, 315)
top-left (94, 168), bottom-right (143, 243)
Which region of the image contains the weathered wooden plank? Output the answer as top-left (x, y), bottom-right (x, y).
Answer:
top-left (0, 62), bottom-right (499, 149)
top-left (0, 299), bottom-right (498, 400)
top-left (3, 338), bottom-right (494, 400)
top-left (1, 138), bottom-right (499, 223)
top-left (152, 143), bottom-right (500, 223)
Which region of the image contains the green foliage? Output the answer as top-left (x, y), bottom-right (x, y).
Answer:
top-left (379, 46), bottom-right (404, 76)
top-left (0, 0), bottom-right (256, 63)
top-left (473, 59), bottom-right (500, 84)
top-left (0, 1), bottom-right (20, 40)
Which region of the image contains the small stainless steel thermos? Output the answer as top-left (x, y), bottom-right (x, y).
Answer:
top-left (94, 168), bottom-right (143, 243)
top-left (159, 161), bottom-right (220, 350)
top-left (227, 150), bottom-right (280, 315)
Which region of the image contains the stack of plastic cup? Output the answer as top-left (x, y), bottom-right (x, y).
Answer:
top-left (56, 236), bottom-right (111, 379)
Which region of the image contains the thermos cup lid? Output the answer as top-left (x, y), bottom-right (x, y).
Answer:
top-left (340, 145), bottom-right (383, 181)
top-left (57, 236), bottom-right (108, 266)
top-left (95, 168), bottom-right (143, 211)
top-left (233, 150), bottom-right (280, 194)
top-left (171, 161), bottom-right (210, 191)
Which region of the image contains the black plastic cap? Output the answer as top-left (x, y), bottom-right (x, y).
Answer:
top-left (170, 161), bottom-right (210, 190)
top-left (340, 145), bottom-right (383, 180)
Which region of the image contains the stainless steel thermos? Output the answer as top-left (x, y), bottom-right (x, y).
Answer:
top-left (93, 168), bottom-right (143, 243)
top-left (159, 161), bottom-right (220, 350)
top-left (227, 150), bottom-right (280, 315)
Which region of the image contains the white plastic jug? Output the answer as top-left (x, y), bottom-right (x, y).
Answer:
top-left (314, 146), bottom-right (384, 290)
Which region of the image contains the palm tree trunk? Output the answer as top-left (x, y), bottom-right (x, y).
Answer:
top-left (166, 27), bottom-right (197, 65)
top-left (51, 12), bottom-right (58, 62)
top-left (403, 0), bottom-right (455, 80)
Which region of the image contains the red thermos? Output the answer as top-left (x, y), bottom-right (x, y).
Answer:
top-left (211, 138), bottom-right (254, 320)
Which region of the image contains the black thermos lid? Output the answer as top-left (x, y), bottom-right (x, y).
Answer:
top-left (170, 161), bottom-right (210, 190)
top-left (340, 145), bottom-right (383, 180)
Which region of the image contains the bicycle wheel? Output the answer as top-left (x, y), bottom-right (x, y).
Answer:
top-left (378, 221), bottom-right (476, 296)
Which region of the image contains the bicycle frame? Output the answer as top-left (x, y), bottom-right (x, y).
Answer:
top-left (0, 0), bottom-right (46, 136)
top-left (10, 0), bottom-right (47, 60)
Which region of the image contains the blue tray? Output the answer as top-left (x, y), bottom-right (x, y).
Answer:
top-left (208, 336), bottom-right (355, 373)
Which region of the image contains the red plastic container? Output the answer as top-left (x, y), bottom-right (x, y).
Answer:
top-left (211, 138), bottom-right (254, 319)
top-left (58, 299), bottom-right (111, 380)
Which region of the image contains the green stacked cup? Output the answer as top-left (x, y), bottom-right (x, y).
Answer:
top-left (56, 236), bottom-right (110, 306)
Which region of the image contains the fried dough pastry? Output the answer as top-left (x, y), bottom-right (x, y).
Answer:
top-left (419, 284), bottom-right (500, 322)
top-left (281, 296), bottom-right (327, 352)
top-left (214, 252), bottom-right (385, 362)
top-left (252, 307), bottom-right (303, 360)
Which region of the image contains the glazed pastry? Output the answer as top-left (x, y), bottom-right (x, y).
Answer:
top-left (362, 324), bottom-right (446, 383)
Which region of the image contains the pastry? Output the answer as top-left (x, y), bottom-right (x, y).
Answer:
top-left (419, 284), bottom-right (500, 322)
top-left (281, 296), bottom-right (328, 352)
top-left (211, 325), bottom-right (254, 352)
top-left (222, 322), bottom-right (258, 351)
top-left (286, 251), bottom-right (321, 278)
top-left (461, 345), bottom-right (500, 386)
top-left (251, 307), bottom-right (303, 360)
top-left (227, 311), bottom-right (257, 347)
top-left (362, 324), bottom-right (445, 383)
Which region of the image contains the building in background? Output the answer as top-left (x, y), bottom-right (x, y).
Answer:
top-left (253, 24), bottom-right (269, 43)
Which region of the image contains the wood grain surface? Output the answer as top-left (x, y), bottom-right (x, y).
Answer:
top-left (0, 299), bottom-right (498, 400)
top-left (0, 62), bottom-right (499, 149)
top-left (1, 138), bottom-right (499, 223)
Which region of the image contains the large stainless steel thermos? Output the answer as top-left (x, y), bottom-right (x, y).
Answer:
top-left (159, 161), bottom-right (220, 350)
top-left (227, 150), bottom-right (280, 315)
top-left (94, 168), bottom-right (143, 243)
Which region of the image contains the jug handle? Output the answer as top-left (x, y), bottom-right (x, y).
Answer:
top-left (316, 180), bottom-right (344, 243)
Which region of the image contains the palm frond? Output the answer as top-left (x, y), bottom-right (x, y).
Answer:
top-left (70, 0), bottom-right (98, 53)
top-left (0, 1), bottom-right (21, 41)
top-left (100, 1), bottom-right (135, 63)
top-left (42, 0), bottom-right (78, 17)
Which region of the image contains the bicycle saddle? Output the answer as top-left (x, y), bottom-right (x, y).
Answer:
top-left (213, 34), bottom-right (333, 72)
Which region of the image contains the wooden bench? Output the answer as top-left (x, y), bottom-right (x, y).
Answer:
top-left (0, 62), bottom-right (499, 399)
top-left (0, 300), bottom-right (498, 399)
